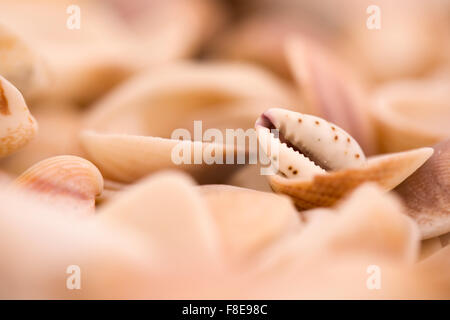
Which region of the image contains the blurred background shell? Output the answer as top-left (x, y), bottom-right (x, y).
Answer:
top-left (80, 62), bottom-right (300, 184)
top-left (371, 78), bottom-right (450, 153)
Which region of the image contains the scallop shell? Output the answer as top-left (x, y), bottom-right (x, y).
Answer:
top-left (198, 184), bottom-right (301, 261)
top-left (286, 36), bottom-right (376, 155)
top-left (81, 63), bottom-right (298, 184)
top-left (12, 156), bottom-right (104, 214)
top-left (256, 108), bottom-right (433, 210)
top-left (371, 79), bottom-right (450, 153)
top-left (395, 139), bottom-right (450, 239)
top-left (0, 76), bottom-right (38, 158)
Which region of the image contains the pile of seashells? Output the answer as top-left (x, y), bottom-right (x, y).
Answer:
top-left (0, 0), bottom-right (449, 299)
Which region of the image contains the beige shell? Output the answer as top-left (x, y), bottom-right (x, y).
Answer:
top-left (395, 140), bottom-right (450, 239)
top-left (13, 155), bottom-right (104, 214)
top-left (255, 108), bottom-right (433, 209)
top-left (0, 23), bottom-right (48, 99)
top-left (371, 78), bottom-right (450, 153)
top-left (339, 1), bottom-right (446, 83)
top-left (206, 13), bottom-right (330, 80)
top-left (286, 36), bottom-right (376, 155)
top-left (256, 184), bottom-right (420, 271)
top-left (198, 184), bottom-right (301, 261)
top-left (109, 0), bottom-right (226, 63)
top-left (268, 148), bottom-right (432, 210)
top-left (98, 171), bottom-right (222, 270)
top-left (250, 184), bottom-right (434, 299)
top-left (0, 0), bottom-right (225, 106)
top-left (0, 103), bottom-right (84, 175)
top-left (0, 0), bottom-right (138, 105)
top-left (81, 63), bottom-right (298, 184)
top-left (226, 164), bottom-right (272, 192)
top-left (95, 179), bottom-right (129, 205)
top-left (0, 76), bottom-right (38, 158)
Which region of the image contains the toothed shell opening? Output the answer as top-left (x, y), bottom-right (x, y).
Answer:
top-left (256, 108), bottom-right (367, 179)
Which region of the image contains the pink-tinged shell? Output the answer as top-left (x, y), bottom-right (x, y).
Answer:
top-left (269, 148), bottom-right (433, 210)
top-left (286, 36), bottom-right (376, 155)
top-left (395, 140), bottom-right (450, 239)
top-left (198, 184), bottom-right (301, 262)
top-left (0, 76), bottom-right (38, 158)
top-left (13, 155), bottom-right (104, 215)
top-left (99, 171), bottom-right (222, 269)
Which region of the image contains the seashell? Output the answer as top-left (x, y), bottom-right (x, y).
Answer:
top-left (0, 187), bottom-right (153, 299)
top-left (0, 23), bottom-right (48, 99)
top-left (371, 79), bottom-right (450, 153)
top-left (206, 13), bottom-right (330, 80)
top-left (12, 156), bottom-right (104, 215)
top-left (198, 184), bottom-right (301, 261)
top-left (99, 171), bottom-right (221, 269)
top-left (251, 184), bottom-right (425, 299)
top-left (256, 108), bottom-right (433, 210)
top-left (0, 0), bottom-right (226, 106)
top-left (95, 179), bottom-right (129, 205)
top-left (0, 170), bottom-right (12, 185)
top-left (0, 103), bottom-right (84, 175)
top-left (0, 0), bottom-right (138, 106)
top-left (394, 140), bottom-right (450, 239)
top-left (286, 36), bottom-right (376, 154)
top-left (339, 1), bottom-right (446, 83)
top-left (81, 63), bottom-right (298, 184)
top-left (108, 0), bottom-right (227, 61)
top-left (258, 184), bottom-right (420, 268)
top-left (417, 245), bottom-right (450, 295)
top-left (441, 232), bottom-right (450, 247)
top-left (226, 164), bottom-right (272, 192)
top-left (256, 108), bottom-right (367, 180)
top-left (0, 76), bottom-right (38, 158)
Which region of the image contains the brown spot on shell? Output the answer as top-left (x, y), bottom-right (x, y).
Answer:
top-left (288, 166), bottom-right (292, 171)
top-left (334, 135), bottom-right (339, 141)
top-left (293, 170), bottom-right (298, 175)
top-left (0, 82), bottom-right (10, 116)
top-left (315, 121), bottom-right (320, 125)
top-left (355, 154), bottom-right (360, 159)
top-left (347, 138), bottom-right (351, 143)
top-left (298, 118), bottom-right (302, 123)
top-left (331, 126), bottom-right (336, 131)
